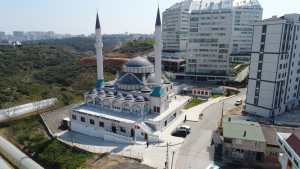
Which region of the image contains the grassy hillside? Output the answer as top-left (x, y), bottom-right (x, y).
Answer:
top-left (114, 40), bottom-right (154, 55)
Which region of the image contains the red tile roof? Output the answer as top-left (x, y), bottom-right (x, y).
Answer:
top-left (261, 125), bottom-right (300, 145)
top-left (258, 17), bottom-right (284, 22)
top-left (286, 132), bottom-right (300, 157)
top-left (192, 87), bottom-right (212, 91)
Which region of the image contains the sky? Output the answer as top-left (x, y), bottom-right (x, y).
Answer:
top-left (0, 0), bottom-right (299, 36)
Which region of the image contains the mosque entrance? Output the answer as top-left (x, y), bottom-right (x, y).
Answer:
top-left (112, 125), bottom-right (116, 133)
top-left (131, 129), bottom-right (135, 137)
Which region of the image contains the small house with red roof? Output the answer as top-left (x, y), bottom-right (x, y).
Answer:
top-left (192, 87), bottom-right (212, 97)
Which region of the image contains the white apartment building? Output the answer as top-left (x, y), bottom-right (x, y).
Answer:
top-left (230, 0), bottom-right (263, 62)
top-left (162, 0), bottom-right (193, 52)
top-left (245, 14), bottom-right (300, 118)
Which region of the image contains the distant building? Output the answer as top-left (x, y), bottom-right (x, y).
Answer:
top-left (13, 31), bottom-right (24, 37)
top-left (0, 31), bottom-right (5, 37)
top-left (65, 34), bottom-right (72, 38)
top-left (130, 34), bottom-right (134, 42)
top-left (138, 36), bottom-right (144, 41)
top-left (125, 32), bottom-right (128, 35)
top-left (245, 14), bottom-right (300, 118)
top-left (276, 132), bottom-right (300, 169)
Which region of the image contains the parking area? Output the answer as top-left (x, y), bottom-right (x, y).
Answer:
top-left (42, 101), bottom-right (84, 134)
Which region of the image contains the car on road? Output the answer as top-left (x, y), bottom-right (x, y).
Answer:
top-left (235, 99), bottom-right (243, 106)
top-left (171, 125), bottom-right (191, 137)
top-left (61, 117), bottom-right (70, 127)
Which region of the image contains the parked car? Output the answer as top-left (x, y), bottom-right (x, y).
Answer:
top-left (61, 117), bottom-right (70, 127)
top-left (235, 99), bottom-right (243, 106)
top-left (171, 125), bottom-right (191, 137)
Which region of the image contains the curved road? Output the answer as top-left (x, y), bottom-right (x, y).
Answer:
top-left (174, 88), bottom-right (247, 169)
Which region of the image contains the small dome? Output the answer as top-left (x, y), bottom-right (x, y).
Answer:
top-left (141, 86), bottom-right (151, 93)
top-left (135, 96), bottom-right (144, 102)
top-left (98, 90), bottom-right (105, 95)
top-left (89, 88), bottom-right (97, 95)
top-left (124, 56), bottom-right (153, 68)
top-left (146, 74), bottom-right (155, 83)
top-left (116, 93), bottom-right (124, 99)
top-left (164, 79), bottom-right (171, 84)
top-left (125, 94), bottom-right (134, 100)
top-left (142, 74), bottom-right (146, 77)
top-left (105, 82), bottom-right (114, 87)
top-left (116, 71), bottom-right (119, 74)
top-left (106, 91), bottom-right (114, 97)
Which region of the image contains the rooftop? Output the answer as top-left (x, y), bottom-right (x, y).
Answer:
top-left (286, 132), bottom-right (300, 157)
top-left (260, 124), bottom-right (300, 145)
top-left (258, 17), bottom-right (284, 22)
top-left (192, 87), bottom-right (212, 91)
top-left (223, 118), bottom-right (266, 142)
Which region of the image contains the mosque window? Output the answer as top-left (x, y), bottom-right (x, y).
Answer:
top-left (90, 119), bottom-right (95, 125)
top-left (154, 106), bottom-right (157, 112)
top-left (72, 115), bottom-right (77, 120)
top-left (81, 117), bottom-right (86, 122)
top-left (120, 126), bottom-right (126, 133)
top-left (99, 121), bottom-right (105, 127)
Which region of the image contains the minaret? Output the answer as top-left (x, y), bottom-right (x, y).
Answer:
top-left (150, 7), bottom-right (165, 98)
top-left (94, 13), bottom-right (105, 88)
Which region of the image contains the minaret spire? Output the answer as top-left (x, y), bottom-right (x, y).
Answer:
top-left (155, 7), bottom-right (161, 26)
top-left (94, 13), bottom-right (105, 88)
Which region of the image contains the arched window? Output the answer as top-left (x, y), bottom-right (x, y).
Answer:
top-left (86, 96), bottom-right (93, 104)
top-left (122, 103), bottom-right (130, 111)
top-left (103, 99), bottom-right (111, 108)
top-left (112, 100), bottom-right (121, 109)
top-left (132, 104), bottom-right (141, 116)
top-left (95, 97), bottom-right (101, 105)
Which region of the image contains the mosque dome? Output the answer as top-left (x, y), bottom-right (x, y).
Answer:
top-left (105, 82), bottom-right (114, 87)
top-left (106, 91), bottom-right (114, 97)
top-left (89, 88), bottom-right (97, 95)
top-left (141, 86), bottom-right (151, 93)
top-left (125, 94), bottom-right (134, 100)
top-left (135, 96), bottom-right (145, 102)
top-left (124, 56), bottom-right (153, 68)
top-left (98, 90), bottom-right (105, 95)
top-left (116, 93), bottom-right (124, 99)
top-left (146, 74), bottom-right (156, 83)
top-left (163, 79), bottom-right (171, 84)
top-left (119, 74), bottom-right (141, 85)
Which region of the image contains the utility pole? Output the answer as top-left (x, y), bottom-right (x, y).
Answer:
top-left (171, 151), bottom-right (175, 169)
top-left (165, 142), bottom-right (169, 169)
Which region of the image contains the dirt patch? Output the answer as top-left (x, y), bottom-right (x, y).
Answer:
top-left (84, 154), bottom-right (154, 169)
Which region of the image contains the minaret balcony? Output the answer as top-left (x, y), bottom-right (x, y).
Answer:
top-left (153, 44), bottom-right (163, 50)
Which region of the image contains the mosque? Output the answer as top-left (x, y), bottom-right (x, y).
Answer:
top-left (69, 8), bottom-right (188, 143)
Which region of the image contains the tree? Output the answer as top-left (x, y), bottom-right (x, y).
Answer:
top-left (1, 102), bottom-right (18, 126)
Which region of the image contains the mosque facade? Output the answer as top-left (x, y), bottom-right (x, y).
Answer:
top-left (69, 8), bottom-right (188, 143)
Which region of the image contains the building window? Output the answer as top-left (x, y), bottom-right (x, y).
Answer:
top-left (257, 72), bottom-right (261, 79)
top-left (254, 98), bottom-right (258, 105)
top-left (278, 74), bottom-right (281, 79)
top-left (296, 78), bottom-right (299, 82)
top-left (254, 141), bottom-right (259, 147)
top-left (261, 35), bottom-right (266, 42)
top-left (262, 25), bottom-right (267, 33)
top-left (120, 126), bottom-right (126, 133)
top-left (256, 81), bottom-right (260, 88)
top-left (81, 117), bottom-right (85, 122)
top-left (99, 121), bottom-right (104, 127)
top-left (259, 54), bottom-right (263, 61)
top-left (154, 106), bottom-right (157, 112)
top-left (157, 107), bottom-right (160, 113)
top-left (258, 63), bottom-right (262, 70)
top-left (281, 55), bottom-right (283, 60)
top-left (255, 89), bottom-right (259, 96)
top-left (236, 139), bottom-right (242, 145)
top-left (72, 115), bottom-right (77, 120)
top-left (270, 152), bottom-right (277, 157)
top-left (260, 44), bottom-right (264, 52)
top-left (291, 71), bottom-right (293, 75)
top-left (294, 93), bottom-right (296, 98)
top-left (279, 64), bottom-right (282, 69)
top-left (90, 119), bottom-right (95, 125)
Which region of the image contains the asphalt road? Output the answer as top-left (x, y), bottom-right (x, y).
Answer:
top-left (42, 101), bottom-right (84, 134)
top-left (174, 89), bottom-right (247, 169)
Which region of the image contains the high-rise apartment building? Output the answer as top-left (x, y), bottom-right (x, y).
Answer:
top-left (230, 0), bottom-right (263, 62)
top-left (13, 31), bottom-right (24, 37)
top-left (162, 0), bottom-right (193, 52)
top-left (162, 0), bottom-right (262, 79)
top-left (245, 14), bottom-right (300, 118)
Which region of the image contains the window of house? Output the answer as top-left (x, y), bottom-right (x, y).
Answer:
top-left (260, 44), bottom-right (264, 52)
top-left (257, 72), bottom-right (261, 79)
top-left (72, 115), bottom-right (77, 120)
top-left (296, 78), bottom-right (299, 82)
top-left (120, 126), bottom-right (126, 133)
top-left (278, 74), bottom-right (281, 79)
top-left (256, 81), bottom-right (260, 88)
top-left (254, 141), bottom-right (259, 147)
top-left (254, 98), bottom-right (258, 105)
top-left (236, 139), bottom-right (242, 145)
top-left (81, 117), bottom-right (85, 122)
top-left (279, 64), bottom-right (282, 69)
top-left (258, 63), bottom-right (262, 70)
top-left (259, 54), bottom-right (263, 61)
top-left (262, 25), bottom-right (267, 33)
top-left (99, 121), bottom-right (104, 127)
top-left (281, 55), bottom-right (283, 60)
top-left (255, 89), bottom-right (259, 96)
top-left (154, 106), bottom-right (157, 112)
top-left (90, 119), bottom-right (95, 125)
top-left (157, 107), bottom-right (160, 113)
top-left (270, 152), bottom-right (277, 157)
top-left (261, 35), bottom-right (266, 42)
